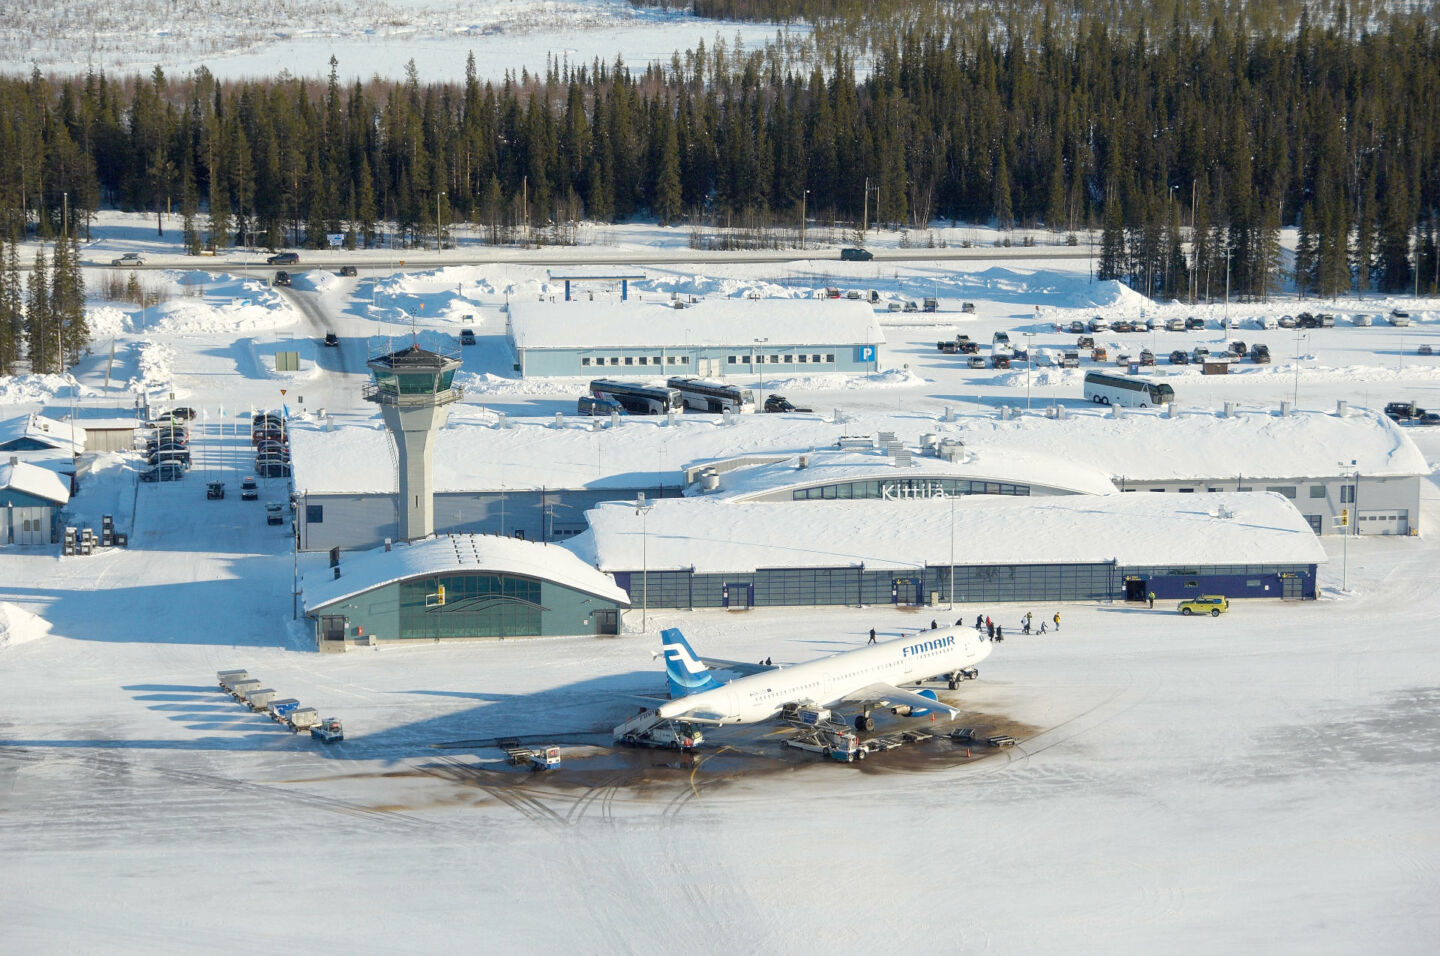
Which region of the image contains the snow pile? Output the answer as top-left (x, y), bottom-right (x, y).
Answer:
top-left (143, 288), bottom-right (294, 334)
top-left (0, 602), bottom-right (51, 649)
top-left (86, 306), bottom-right (130, 337)
top-left (134, 341), bottom-right (177, 395)
top-left (0, 373), bottom-right (83, 405)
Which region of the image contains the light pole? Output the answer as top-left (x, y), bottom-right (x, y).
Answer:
top-left (1024, 331), bottom-right (1035, 410)
top-left (635, 492), bottom-right (654, 634)
top-left (800, 188), bottom-right (809, 250)
top-left (1293, 329), bottom-right (1307, 406)
top-left (1338, 459), bottom-right (1356, 592)
top-left (948, 488), bottom-right (955, 609)
top-left (436, 191), bottom-right (446, 252)
top-left (753, 337), bottom-right (768, 395)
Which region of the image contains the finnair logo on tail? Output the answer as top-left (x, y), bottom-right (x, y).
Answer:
top-left (661, 627), bottom-right (722, 696)
top-left (902, 634), bottom-right (954, 658)
top-left (664, 644), bottom-right (708, 676)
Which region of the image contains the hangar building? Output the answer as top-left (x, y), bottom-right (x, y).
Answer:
top-left (302, 533), bottom-right (630, 646)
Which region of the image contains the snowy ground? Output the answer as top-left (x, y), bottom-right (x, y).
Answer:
top-left (3, 210), bottom-right (1440, 950)
top-left (0, 0), bottom-right (805, 82)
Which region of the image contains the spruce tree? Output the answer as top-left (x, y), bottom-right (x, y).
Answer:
top-left (26, 247), bottom-right (51, 374)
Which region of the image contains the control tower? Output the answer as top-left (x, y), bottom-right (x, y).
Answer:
top-left (364, 343), bottom-right (463, 541)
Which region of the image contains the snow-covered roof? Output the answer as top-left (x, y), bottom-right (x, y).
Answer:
top-left (508, 298), bottom-right (885, 350)
top-left (0, 413), bottom-right (85, 452)
top-left (707, 446), bottom-right (1117, 498)
top-left (0, 459), bottom-right (72, 505)
top-left (288, 404), bottom-right (1419, 497)
top-left (569, 492), bottom-right (1327, 573)
top-left (303, 532), bottom-right (630, 613)
top-left (936, 406), bottom-right (1428, 482)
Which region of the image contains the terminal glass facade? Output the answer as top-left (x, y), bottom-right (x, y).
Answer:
top-left (615, 561), bottom-right (1316, 609)
top-left (790, 478), bottom-right (1030, 500)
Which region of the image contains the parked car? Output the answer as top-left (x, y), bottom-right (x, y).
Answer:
top-left (961, 302), bottom-right (976, 313)
top-left (957, 339), bottom-right (979, 354)
top-left (166, 406), bottom-right (197, 421)
top-left (1318, 313), bottom-right (1336, 327)
top-left (1420, 344), bottom-right (1434, 356)
top-left (240, 476), bottom-right (259, 500)
top-left (206, 481), bottom-right (225, 500)
top-left (323, 331), bottom-right (339, 347)
top-left (1138, 349), bottom-right (1156, 366)
top-left (140, 462), bottom-right (186, 482)
top-left (839, 247), bottom-right (873, 261)
top-left (1192, 345), bottom-right (1211, 363)
top-left (1352, 313), bottom-right (1372, 327)
top-left (1178, 594), bottom-right (1229, 617)
top-left (1111, 319), bottom-right (1133, 333)
top-left (763, 394), bottom-right (812, 413)
top-left (1278, 314), bottom-right (1297, 328)
top-left (459, 328), bottom-right (476, 346)
top-left (1088, 315), bottom-right (1110, 332)
top-left (252, 412), bottom-right (283, 427)
top-left (1061, 350), bottom-right (1080, 368)
top-left (1297, 312), bottom-right (1319, 329)
top-left (578, 395), bottom-right (627, 416)
top-left (1228, 340), bottom-right (1247, 357)
top-left (1384, 401), bottom-right (1428, 422)
top-left (339, 265), bottom-right (358, 277)
top-left (1090, 346), bottom-right (1108, 362)
top-left (1185, 316), bottom-right (1206, 330)
top-left (112, 252), bottom-right (145, 267)
top-left (902, 300), bottom-right (919, 312)
top-left (267, 251), bottom-right (299, 265)
top-left (991, 354), bottom-right (1012, 369)
top-left (1068, 320), bottom-right (1086, 334)
top-left (846, 290), bottom-right (862, 300)
top-left (1389, 309), bottom-right (1411, 326)
top-left (967, 356), bottom-right (987, 369)
top-left (273, 270), bottom-right (291, 287)
top-left (1259, 315), bottom-right (1278, 329)
top-left (1165, 317), bottom-right (1186, 332)
top-left (256, 461), bottom-right (292, 478)
top-left (1077, 335), bottom-right (1095, 349)
top-left (1250, 343), bottom-right (1272, 363)
top-left (146, 449), bottom-right (191, 467)
top-left (1169, 349), bottom-right (1190, 365)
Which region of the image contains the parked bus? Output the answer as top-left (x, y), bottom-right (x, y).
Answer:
top-left (589, 379), bottom-right (684, 415)
top-left (1083, 371), bottom-right (1176, 407)
top-left (665, 377), bottom-right (755, 413)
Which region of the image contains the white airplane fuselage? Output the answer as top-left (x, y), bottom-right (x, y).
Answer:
top-left (656, 626), bottom-right (990, 725)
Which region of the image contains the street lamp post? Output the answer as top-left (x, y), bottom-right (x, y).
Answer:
top-left (948, 489), bottom-right (955, 609)
top-left (1338, 459), bottom-right (1356, 592)
top-left (436, 191), bottom-right (446, 252)
top-left (753, 337), bottom-right (768, 395)
top-left (635, 492), bottom-right (654, 634)
top-left (1024, 331), bottom-right (1035, 410)
top-left (1293, 329), bottom-right (1307, 406)
top-left (800, 189), bottom-right (809, 251)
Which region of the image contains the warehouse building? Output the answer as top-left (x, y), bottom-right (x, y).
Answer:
top-left (567, 491), bottom-right (1326, 610)
top-left (505, 297), bottom-right (884, 378)
top-left (0, 458), bottom-right (71, 546)
top-left (302, 533), bottom-right (630, 646)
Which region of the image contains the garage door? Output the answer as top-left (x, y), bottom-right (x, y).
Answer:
top-left (0, 507), bottom-right (9, 544)
top-left (1358, 510), bottom-right (1409, 535)
top-left (14, 508), bottom-right (48, 545)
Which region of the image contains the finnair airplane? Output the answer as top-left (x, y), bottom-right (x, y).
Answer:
top-left (654, 626), bottom-right (993, 731)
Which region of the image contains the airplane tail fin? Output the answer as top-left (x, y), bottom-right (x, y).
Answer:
top-left (661, 627), bottom-right (724, 699)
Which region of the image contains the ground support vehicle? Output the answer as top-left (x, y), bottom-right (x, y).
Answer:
top-left (240, 477), bottom-right (258, 500)
top-left (206, 481), bottom-right (225, 500)
top-left (229, 679), bottom-right (262, 703)
top-left (1178, 594), bottom-right (1229, 616)
top-left (287, 707), bottom-right (320, 732)
top-left (267, 698), bottom-right (301, 723)
top-left (246, 688), bottom-right (277, 712)
top-left (613, 710), bottom-right (705, 751)
top-left (311, 717), bottom-right (344, 743)
top-left (786, 727), bottom-right (863, 762)
top-left (266, 502), bottom-right (285, 525)
top-left (503, 743), bottom-right (561, 770)
top-left (217, 669), bottom-right (249, 692)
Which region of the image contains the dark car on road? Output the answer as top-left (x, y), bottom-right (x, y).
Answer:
top-left (839, 247), bottom-right (873, 261)
top-left (340, 265), bottom-right (358, 277)
top-left (323, 331), bottom-right (339, 347)
top-left (256, 461), bottom-right (292, 478)
top-left (274, 271), bottom-right (291, 287)
top-left (267, 252), bottom-right (299, 265)
top-left (764, 394), bottom-right (813, 413)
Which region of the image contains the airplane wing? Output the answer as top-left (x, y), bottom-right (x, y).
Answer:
top-left (654, 701), bottom-right (734, 725)
top-left (832, 682), bottom-right (960, 720)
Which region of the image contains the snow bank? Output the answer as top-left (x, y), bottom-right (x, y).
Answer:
top-left (0, 602), bottom-right (52, 649)
top-left (0, 374), bottom-right (83, 405)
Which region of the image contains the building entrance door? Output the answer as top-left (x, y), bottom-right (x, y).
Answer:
top-left (891, 577), bottom-right (922, 605)
top-left (593, 609), bottom-right (618, 636)
top-left (725, 583), bottom-right (752, 609)
top-left (320, 615), bottom-right (347, 643)
top-left (1124, 578), bottom-right (1147, 602)
top-left (1281, 575), bottom-right (1305, 600)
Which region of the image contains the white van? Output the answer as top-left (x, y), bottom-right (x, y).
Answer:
top-left (1352, 313), bottom-right (1372, 327)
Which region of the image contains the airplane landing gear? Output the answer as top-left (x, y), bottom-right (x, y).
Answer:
top-left (853, 713), bottom-right (876, 732)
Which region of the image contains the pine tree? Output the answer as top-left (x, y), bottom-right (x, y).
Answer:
top-left (1294, 202), bottom-right (1318, 297)
top-left (26, 247), bottom-right (51, 374)
top-left (652, 104), bottom-right (683, 225)
top-left (0, 236), bottom-right (15, 374)
top-left (1098, 194), bottom-right (1126, 281)
top-left (52, 234), bottom-right (86, 367)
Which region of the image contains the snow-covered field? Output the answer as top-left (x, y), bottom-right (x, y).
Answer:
top-left (0, 0), bottom-right (805, 81)
top-left (3, 209), bottom-right (1440, 951)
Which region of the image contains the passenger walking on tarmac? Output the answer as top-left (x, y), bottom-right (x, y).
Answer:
top-left (995, 625), bottom-right (1004, 642)
top-left (868, 628), bottom-right (877, 645)
top-left (975, 614), bottom-right (984, 630)
top-left (1147, 591), bottom-right (1156, 609)
top-left (931, 619), bottom-right (938, 630)
top-left (1040, 621), bottom-right (1048, 634)
top-left (987, 621), bottom-right (996, 640)
top-left (1022, 618), bottom-right (1031, 635)
top-left (1025, 611), bottom-right (1033, 629)
top-left (1053, 611), bottom-right (1061, 631)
